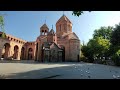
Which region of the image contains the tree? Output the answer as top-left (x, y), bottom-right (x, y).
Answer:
top-left (72, 11), bottom-right (84, 17)
top-left (81, 44), bottom-right (92, 62)
top-left (72, 11), bottom-right (91, 17)
top-left (0, 15), bottom-right (6, 38)
top-left (88, 37), bottom-right (110, 57)
top-left (110, 23), bottom-right (120, 46)
top-left (0, 16), bottom-right (4, 25)
top-left (93, 26), bottom-right (113, 40)
top-left (81, 37), bottom-right (110, 63)
top-left (110, 23), bottom-right (120, 66)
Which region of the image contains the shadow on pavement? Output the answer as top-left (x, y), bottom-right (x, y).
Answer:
top-left (6, 65), bottom-right (76, 79)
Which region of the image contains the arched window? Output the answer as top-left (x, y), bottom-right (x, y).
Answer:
top-left (45, 30), bottom-right (47, 35)
top-left (42, 30), bottom-right (44, 35)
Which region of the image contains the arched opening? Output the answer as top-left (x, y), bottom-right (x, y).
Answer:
top-left (20, 47), bottom-right (25, 60)
top-left (13, 45), bottom-right (19, 59)
top-left (45, 30), bottom-right (47, 35)
top-left (35, 43), bottom-right (38, 61)
top-left (41, 30), bottom-right (44, 35)
top-left (2, 43), bottom-right (10, 59)
top-left (28, 48), bottom-right (33, 60)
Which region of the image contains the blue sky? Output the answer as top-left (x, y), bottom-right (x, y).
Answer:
top-left (1, 11), bottom-right (120, 44)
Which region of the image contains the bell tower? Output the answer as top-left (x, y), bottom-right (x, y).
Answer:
top-left (56, 14), bottom-right (72, 38)
top-left (40, 23), bottom-right (49, 36)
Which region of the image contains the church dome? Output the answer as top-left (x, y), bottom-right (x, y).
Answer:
top-left (56, 15), bottom-right (72, 24)
top-left (40, 24), bottom-right (49, 29)
top-left (48, 29), bottom-right (55, 35)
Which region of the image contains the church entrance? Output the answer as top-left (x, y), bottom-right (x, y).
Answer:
top-left (44, 50), bottom-right (50, 62)
top-left (61, 46), bottom-right (65, 62)
top-left (58, 51), bottom-right (62, 62)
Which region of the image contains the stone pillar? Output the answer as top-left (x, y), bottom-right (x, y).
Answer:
top-left (26, 49), bottom-right (28, 60)
top-left (24, 46), bottom-right (27, 60)
top-left (17, 51), bottom-right (21, 60)
top-left (33, 44), bottom-right (36, 60)
top-left (7, 47), bottom-right (11, 59)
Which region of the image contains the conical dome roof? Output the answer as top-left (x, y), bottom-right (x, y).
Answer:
top-left (56, 15), bottom-right (72, 24)
top-left (40, 24), bottom-right (49, 29)
top-left (48, 29), bottom-right (55, 35)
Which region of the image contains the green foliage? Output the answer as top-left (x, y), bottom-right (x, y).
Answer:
top-left (72, 11), bottom-right (84, 17)
top-left (1, 32), bottom-right (6, 38)
top-left (112, 50), bottom-right (120, 66)
top-left (72, 11), bottom-right (91, 17)
top-left (0, 16), bottom-right (4, 25)
top-left (88, 37), bottom-right (110, 56)
top-left (110, 23), bottom-right (120, 46)
top-left (82, 26), bottom-right (112, 63)
top-left (0, 15), bottom-right (6, 38)
top-left (81, 35), bottom-right (110, 63)
top-left (93, 26), bottom-right (113, 40)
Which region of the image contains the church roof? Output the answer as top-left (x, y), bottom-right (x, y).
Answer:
top-left (50, 42), bottom-right (63, 50)
top-left (48, 29), bottom-right (55, 35)
top-left (69, 32), bottom-right (79, 40)
top-left (40, 24), bottom-right (49, 29)
top-left (56, 15), bottom-right (72, 24)
top-left (62, 32), bottom-right (79, 40)
top-left (43, 42), bottom-right (62, 50)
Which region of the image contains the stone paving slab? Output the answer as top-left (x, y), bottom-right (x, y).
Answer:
top-left (0, 60), bottom-right (120, 79)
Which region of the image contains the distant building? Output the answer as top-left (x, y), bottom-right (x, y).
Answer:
top-left (0, 15), bottom-right (80, 62)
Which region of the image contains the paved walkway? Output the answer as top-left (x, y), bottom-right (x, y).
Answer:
top-left (0, 60), bottom-right (120, 79)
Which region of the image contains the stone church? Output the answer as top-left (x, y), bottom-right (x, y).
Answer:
top-left (0, 15), bottom-right (80, 62)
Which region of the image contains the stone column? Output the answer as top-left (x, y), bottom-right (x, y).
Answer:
top-left (17, 51), bottom-right (21, 60)
top-left (33, 44), bottom-right (36, 60)
top-left (25, 47), bottom-right (28, 60)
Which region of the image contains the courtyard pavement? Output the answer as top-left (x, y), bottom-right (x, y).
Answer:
top-left (0, 60), bottom-right (120, 79)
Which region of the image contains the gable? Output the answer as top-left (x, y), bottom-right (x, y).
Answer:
top-left (69, 32), bottom-right (79, 40)
top-left (50, 43), bottom-right (62, 50)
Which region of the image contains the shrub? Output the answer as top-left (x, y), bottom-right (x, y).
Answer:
top-left (112, 50), bottom-right (120, 66)
top-left (80, 57), bottom-right (87, 62)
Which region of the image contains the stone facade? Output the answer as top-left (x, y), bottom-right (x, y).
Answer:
top-left (0, 15), bottom-right (80, 62)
